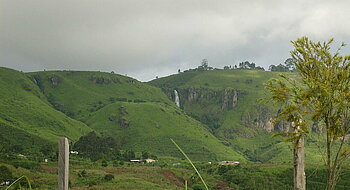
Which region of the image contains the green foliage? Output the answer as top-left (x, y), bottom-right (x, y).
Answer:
top-left (101, 160), bottom-right (108, 167)
top-left (238, 61), bottom-right (265, 70)
top-left (77, 170), bottom-right (87, 178)
top-left (0, 165), bottom-right (13, 182)
top-left (5, 175), bottom-right (32, 190)
top-left (73, 131), bottom-right (120, 161)
top-left (103, 174), bottom-right (114, 181)
top-left (290, 37), bottom-right (350, 189)
top-left (269, 58), bottom-right (296, 72)
top-left (266, 37), bottom-right (350, 189)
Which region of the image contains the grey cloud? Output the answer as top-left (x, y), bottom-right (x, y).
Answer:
top-left (1, 0), bottom-right (350, 81)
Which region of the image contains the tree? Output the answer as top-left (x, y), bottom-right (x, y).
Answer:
top-left (201, 59), bottom-right (208, 70)
top-left (104, 174), bottom-right (114, 181)
top-left (291, 37), bottom-right (350, 190)
top-left (0, 165), bottom-right (13, 182)
top-left (238, 61), bottom-right (264, 70)
top-left (285, 58), bottom-right (296, 72)
top-left (101, 160), bottom-right (108, 167)
top-left (269, 58), bottom-right (296, 72)
top-left (269, 64), bottom-right (289, 72)
top-left (265, 75), bottom-right (307, 190)
top-left (141, 151), bottom-right (149, 159)
top-left (266, 37), bottom-right (350, 190)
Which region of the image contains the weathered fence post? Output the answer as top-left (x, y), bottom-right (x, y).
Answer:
top-left (58, 137), bottom-right (69, 190)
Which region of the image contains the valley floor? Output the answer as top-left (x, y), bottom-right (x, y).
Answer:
top-left (2, 157), bottom-right (350, 190)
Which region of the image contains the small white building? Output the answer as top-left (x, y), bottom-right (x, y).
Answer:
top-left (17, 154), bottom-right (26, 158)
top-left (0, 181), bottom-right (10, 186)
top-left (70, 151), bottom-right (79, 155)
top-left (217, 161), bottom-right (240, 165)
top-left (130, 160), bottom-right (143, 163)
top-left (144, 158), bottom-right (157, 163)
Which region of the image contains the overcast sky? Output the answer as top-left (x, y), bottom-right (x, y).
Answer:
top-left (1, 0), bottom-right (350, 81)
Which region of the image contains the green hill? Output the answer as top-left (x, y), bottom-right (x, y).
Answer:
top-left (26, 70), bottom-right (245, 161)
top-left (149, 69), bottom-right (323, 164)
top-left (27, 71), bottom-right (172, 121)
top-left (85, 101), bottom-right (245, 161)
top-left (149, 69), bottom-right (285, 136)
top-left (0, 67), bottom-right (92, 154)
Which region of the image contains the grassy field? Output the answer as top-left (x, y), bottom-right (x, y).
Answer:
top-left (2, 156), bottom-right (350, 190)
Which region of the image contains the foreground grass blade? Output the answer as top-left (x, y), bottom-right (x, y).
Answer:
top-left (5, 175), bottom-right (32, 190)
top-left (170, 138), bottom-right (209, 190)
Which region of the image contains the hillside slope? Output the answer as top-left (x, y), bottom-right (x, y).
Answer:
top-left (85, 101), bottom-right (245, 161)
top-left (149, 69), bottom-right (284, 135)
top-left (149, 69), bottom-right (324, 164)
top-left (27, 70), bottom-right (245, 161)
top-left (0, 67), bottom-right (92, 153)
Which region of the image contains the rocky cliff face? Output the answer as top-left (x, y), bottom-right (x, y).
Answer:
top-left (221, 88), bottom-right (238, 111)
top-left (162, 87), bottom-right (241, 130)
top-left (162, 87), bottom-right (284, 133)
top-left (166, 87), bottom-right (239, 111)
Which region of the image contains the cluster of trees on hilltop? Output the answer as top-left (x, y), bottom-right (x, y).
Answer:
top-left (269, 58), bottom-right (296, 72)
top-left (182, 59), bottom-right (265, 73)
top-left (182, 59), bottom-right (214, 73)
top-left (73, 131), bottom-right (157, 162)
top-left (179, 58), bottom-right (297, 74)
top-left (223, 61), bottom-right (264, 70)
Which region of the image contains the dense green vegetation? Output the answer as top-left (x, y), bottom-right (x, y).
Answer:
top-left (1, 158), bottom-right (350, 189)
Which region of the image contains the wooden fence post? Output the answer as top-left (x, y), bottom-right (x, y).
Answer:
top-left (58, 137), bottom-right (69, 190)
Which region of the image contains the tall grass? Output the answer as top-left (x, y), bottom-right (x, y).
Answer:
top-left (171, 138), bottom-right (209, 190)
top-left (5, 175), bottom-right (32, 190)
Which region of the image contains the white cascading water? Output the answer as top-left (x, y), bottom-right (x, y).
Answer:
top-left (174, 90), bottom-right (180, 107)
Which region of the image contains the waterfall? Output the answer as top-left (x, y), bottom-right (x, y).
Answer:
top-left (174, 90), bottom-right (180, 107)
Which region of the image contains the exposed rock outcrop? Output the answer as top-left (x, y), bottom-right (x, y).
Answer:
top-left (48, 75), bottom-right (62, 88)
top-left (166, 87), bottom-right (239, 111)
top-left (118, 117), bottom-right (129, 128)
top-left (221, 88), bottom-right (238, 111)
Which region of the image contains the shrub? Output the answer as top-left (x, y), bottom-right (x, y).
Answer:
top-left (78, 170), bottom-right (87, 177)
top-left (104, 174), bottom-right (114, 181)
top-left (101, 160), bottom-right (108, 167)
top-left (192, 184), bottom-right (204, 190)
top-left (0, 165), bottom-right (13, 181)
